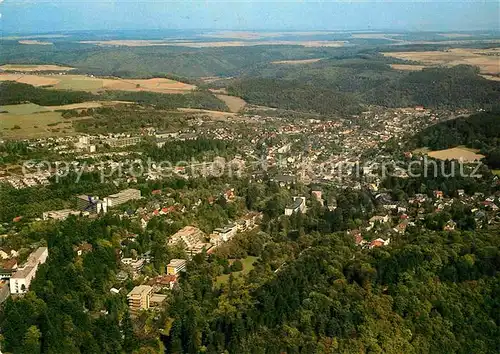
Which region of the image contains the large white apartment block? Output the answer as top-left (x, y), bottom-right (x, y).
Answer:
top-left (10, 247), bottom-right (48, 294)
top-left (104, 188), bottom-right (141, 208)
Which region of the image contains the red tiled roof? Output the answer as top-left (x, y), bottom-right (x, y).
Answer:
top-left (370, 240), bottom-right (384, 248)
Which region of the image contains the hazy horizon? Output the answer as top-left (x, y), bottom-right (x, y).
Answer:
top-left (1, 0), bottom-right (499, 34)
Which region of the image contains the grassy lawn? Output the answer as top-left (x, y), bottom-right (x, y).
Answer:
top-left (492, 170), bottom-right (500, 176)
top-left (216, 256), bottom-right (258, 286)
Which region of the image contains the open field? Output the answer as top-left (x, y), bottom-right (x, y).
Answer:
top-left (390, 64), bottom-right (427, 71)
top-left (216, 256), bottom-right (258, 286)
top-left (383, 48), bottom-right (500, 77)
top-left (0, 111), bottom-right (73, 139)
top-left (352, 33), bottom-right (402, 41)
top-left (2, 102), bottom-right (132, 113)
top-left (0, 64), bottom-right (75, 72)
top-left (3, 34), bottom-right (69, 40)
top-left (427, 147), bottom-right (485, 162)
top-left (178, 108), bottom-right (235, 117)
top-left (0, 101), bottom-right (138, 138)
top-left (80, 39), bottom-right (347, 48)
top-left (176, 108), bottom-right (255, 123)
top-left (0, 74), bottom-right (196, 93)
top-left (18, 40), bottom-right (53, 45)
top-left (215, 94), bottom-right (246, 112)
top-left (1, 103), bottom-right (49, 115)
top-left (42, 101), bottom-right (134, 111)
top-left (272, 58), bottom-right (323, 65)
top-left (0, 74), bottom-right (61, 86)
top-left (200, 31), bottom-right (338, 40)
top-left (438, 33), bottom-right (473, 38)
top-left (480, 74), bottom-right (500, 81)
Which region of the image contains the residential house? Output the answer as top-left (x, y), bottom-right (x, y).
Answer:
top-left (368, 238), bottom-right (391, 249)
top-left (369, 215), bottom-right (390, 229)
top-left (73, 242), bottom-right (93, 256)
top-left (147, 274), bottom-right (178, 291)
top-left (434, 190), bottom-right (444, 199)
top-left (444, 220), bottom-right (457, 231)
top-left (121, 258), bottom-right (145, 273)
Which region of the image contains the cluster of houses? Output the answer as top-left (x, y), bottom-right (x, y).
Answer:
top-left (1, 172), bottom-right (50, 190)
top-left (348, 189), bottom-right (500, 249)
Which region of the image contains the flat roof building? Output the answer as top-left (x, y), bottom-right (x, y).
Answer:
top-left (10, 247), bottom-right (48, 294)
top-left (166, 259), bottom-right (187, 275)
top-left (42, 209), bottom-right (82, 221)
top-left (285, 197), bottom-right (306, 216)
top-left (104, 189), bottom-right (141, 208)
top-left (127, 285), bottom-right (152, 317)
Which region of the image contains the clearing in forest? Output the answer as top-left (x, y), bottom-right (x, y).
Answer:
top-left (216, 256), bottom-right (259, 286)
top-left (272, 58), bottom-right (323, 65)
top-left (427, 147), bottom-right (485, 162)
top-left (214, 94), bottom-right (247, 112)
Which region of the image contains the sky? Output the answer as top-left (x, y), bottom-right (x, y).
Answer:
top-left (1, 0), bottom-right (499, 34)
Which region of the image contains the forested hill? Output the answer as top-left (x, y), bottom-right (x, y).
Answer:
top-left (412, 110), bottom-right (500, 168)
top-left (163, 228), bottom-right (500, 353)
top-left (228, 64), bottom-right (500, 115)
top-left (0, 82), bottom-right (229, 111)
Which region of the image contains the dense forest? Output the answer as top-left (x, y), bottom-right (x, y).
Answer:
top-left (162, 228), bottom-right (500, 353)
top-left (3, 199), bottom-right (498, 353)
top-left (0, 41), bottom-right (350, 78)
top-left (228, 64), bottom-right (500, 115)
top-left (70, 106), bottom-right (188, 134)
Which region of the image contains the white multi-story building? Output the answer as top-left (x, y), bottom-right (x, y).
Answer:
top-left (104, 189), bottom-right (141, 208)
top-left (214, 223), bottom-right (237, 242)
top-left (127, 285), bottom-right (152, 317)
top-left (10, 247), bottom-right (48, 294)
top-left (166, 259), bottom-right (187, 275)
